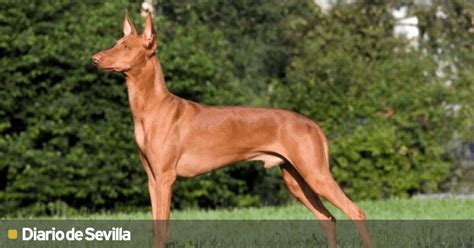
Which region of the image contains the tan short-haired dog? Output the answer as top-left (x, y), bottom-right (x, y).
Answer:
top-left (93, 11), bottom-right (372, 248)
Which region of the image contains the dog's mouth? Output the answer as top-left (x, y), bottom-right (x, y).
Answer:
top-left (94, 64), bottom-right (112, 71)
top-left (92, 54), bottom-right (131, 72)
top-left (92, 54), bottom-right (116, 71)
top-left (94, 62), bottom-right (127, 72)
top-left (95, 64), bottom-right (114, 71)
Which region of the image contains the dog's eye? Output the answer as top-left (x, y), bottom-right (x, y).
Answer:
top-left (123, 44), bottom-right (129, 49)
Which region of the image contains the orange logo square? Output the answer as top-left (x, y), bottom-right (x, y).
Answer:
top-left (8, 229), bottom-right (18, 239)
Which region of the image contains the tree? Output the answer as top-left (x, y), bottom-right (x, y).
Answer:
top-left (272, 0), bottom-right (472, 199)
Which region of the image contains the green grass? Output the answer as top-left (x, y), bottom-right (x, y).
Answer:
top-left (35, 198), bottom-right (474, 220)
top-left (4, 199), bottom-right (473, 247)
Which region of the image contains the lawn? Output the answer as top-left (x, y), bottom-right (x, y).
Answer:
top-left (4, 198), bottom-right (473, 247)
top-left (40, 198), bottom-right (474, 220)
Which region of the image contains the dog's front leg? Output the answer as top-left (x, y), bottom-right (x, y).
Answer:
top-left (148, 179), bottom-right (158, 218)
top-left (151, 172), bottom-right (175, 248)
top-left (147, 152), bottom-right (176, 248)
top-left (151, 173), bottom-right (175, 219)
top-left (139, 152), bottom-right (176, 247)
top-left (139, 153), bottom-right (160, 218)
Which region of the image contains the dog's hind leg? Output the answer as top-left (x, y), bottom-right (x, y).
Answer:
top-left (287, 131), bottom-right (373, 248)
top-left (280, 163), bottom-right (337, 248)
top-left (281, 124), bottom-right (372, 248)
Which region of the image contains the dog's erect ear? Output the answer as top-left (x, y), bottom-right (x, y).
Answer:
top-left (123, 10), bottom-right (137, 36)
top-left (142, 11), bottom-right (157, 51)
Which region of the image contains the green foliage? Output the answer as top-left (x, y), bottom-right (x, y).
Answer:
top-left (0, 0), bottom-right (293, 215)
top-left (0, 0), bottom-right (472, 215)
top-left (273, 1), bottom-right (472, 199)
top-left (0, 0), bottom-right (148, 215)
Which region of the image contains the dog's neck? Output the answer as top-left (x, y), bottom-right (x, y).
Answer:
top-left (125, 55), bottom-right (168, 94)
top-left (124, 56), bottom-right (171, 121)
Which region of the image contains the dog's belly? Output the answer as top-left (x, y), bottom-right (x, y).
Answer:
top-left (249, 154), bottom-right (285, 168)
top-left (176, 151), bottom-right (285, 178)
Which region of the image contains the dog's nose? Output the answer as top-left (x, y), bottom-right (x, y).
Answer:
top-left (92, 54), bottom-right (102, 64)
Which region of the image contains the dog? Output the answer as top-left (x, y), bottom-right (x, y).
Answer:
top-left (92, 11), bottom-right (372, 248)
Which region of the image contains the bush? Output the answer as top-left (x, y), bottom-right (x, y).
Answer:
top-left (0, 0), bottom-right (293, 215)
top-left (272, 1), bottom-right (472, 199)
top-left (0, 0), bottom-right (148, 215)
top-left (0, 0), bottom-right (471, 215)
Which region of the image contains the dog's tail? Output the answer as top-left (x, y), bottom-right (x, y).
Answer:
top-left (315, 124), bottom-right (330, 168)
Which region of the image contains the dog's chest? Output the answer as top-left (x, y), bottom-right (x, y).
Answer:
top-left (134, 122), bottom-right (146, 152)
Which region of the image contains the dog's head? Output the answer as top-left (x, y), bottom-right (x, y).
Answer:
top-left (92, 11), bottom-right (157, 72)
